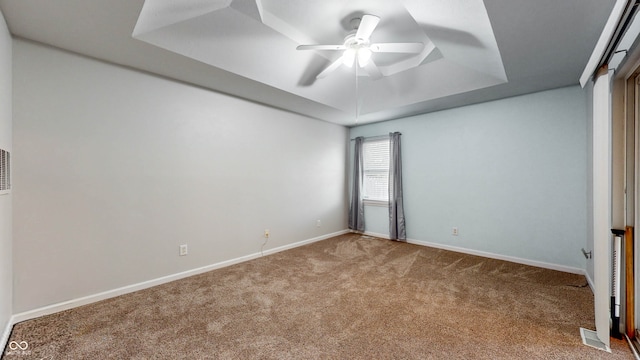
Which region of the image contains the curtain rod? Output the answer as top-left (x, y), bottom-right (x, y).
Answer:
top-left (350, 133), bottom-right (401, 141)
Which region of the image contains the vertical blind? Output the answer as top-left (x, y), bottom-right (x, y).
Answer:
top-left (363, 139), bottom-right (389, 201)
top-left (592, 68), bottom-right (612, 349)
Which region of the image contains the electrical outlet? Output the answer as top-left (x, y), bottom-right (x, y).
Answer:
top-left (264, 229), bottom-right (270, 238)
top-left (179, 244), bottom-right (188, 256)
top-left (452, 227), bottom-right (459, 236)
top-left (316, 220), bottom-right (321, 228)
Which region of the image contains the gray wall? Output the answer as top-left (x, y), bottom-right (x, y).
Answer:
top-left (0, 7), bottom-right (12, 344)
top-left (12, 40), bottom-right (348, 313)
top-left (350, 86), bottom-right (588, 270)
top-left (585, 81), bottom-right (595, 282)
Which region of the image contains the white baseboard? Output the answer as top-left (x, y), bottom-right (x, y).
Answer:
top-left (11, 230), bottom-right (349, 325)
top-left (361, 231), bottom-right (390, 239)
top-left (407, 238), bottom-right (585, 274)
top-left (584, 271), bottom-right (595, 293)
top-left (1, 315), bottom-right (14, 355)
top-left (361, 231), bottom-right (585, 275)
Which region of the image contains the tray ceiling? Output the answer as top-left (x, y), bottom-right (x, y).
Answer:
top-left (133, 0), bottom-right (507, 121)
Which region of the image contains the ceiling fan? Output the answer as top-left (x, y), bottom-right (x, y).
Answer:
top-left (296, 14), bottom-right (425, 80)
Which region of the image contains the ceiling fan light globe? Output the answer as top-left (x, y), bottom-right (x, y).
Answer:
top-left (343, 48), bottom-right (356, 67)
top-left (357, 48), bottom-right (372, 67)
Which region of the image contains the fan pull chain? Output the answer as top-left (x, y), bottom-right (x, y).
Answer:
top-left (355, 64), bottom-right (359, 125)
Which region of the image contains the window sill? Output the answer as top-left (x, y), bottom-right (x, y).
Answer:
top-left (364, 199), bottom-right (388, 207)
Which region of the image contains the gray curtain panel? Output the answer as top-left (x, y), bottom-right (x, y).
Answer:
top-left (389, 132), bottom-right (406, 240)
top-left (348, 137), bottom-right (365, 232)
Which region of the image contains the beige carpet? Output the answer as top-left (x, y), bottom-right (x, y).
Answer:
top-left (2, 234), bottom-right (634, 359)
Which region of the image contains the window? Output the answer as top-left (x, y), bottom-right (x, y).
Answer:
top-left (362, 138), bottom-right (389, 203)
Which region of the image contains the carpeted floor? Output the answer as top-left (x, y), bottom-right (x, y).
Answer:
top-left (2, 234), bottom-right (635, 359)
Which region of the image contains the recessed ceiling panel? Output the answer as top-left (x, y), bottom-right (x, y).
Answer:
top-left (132, 0), bottom-right (506, 119)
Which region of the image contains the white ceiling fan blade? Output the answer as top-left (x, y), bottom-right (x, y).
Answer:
top-left (356, 14), bottom-right (380, 41)
top-left (316, 56), bottom-right (344, 79)
top-left (363, 59), bottom-right (383, 81)
top-left (297, 44), bottom-right (346, 51)
top-left (370, 43), bottom-right (424, 54)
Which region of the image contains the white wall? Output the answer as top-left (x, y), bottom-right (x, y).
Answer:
top-left (350, 86), bottom-right (588, 270)
top-left (12, 40), bottom-right (348, 313)
top-left (0, 7), bottom-right (12, 347)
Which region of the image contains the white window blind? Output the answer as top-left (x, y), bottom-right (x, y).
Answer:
top-left (362, 139), bottom-right (389, 202)
top-left (0, 149), bottom-right (10, 192)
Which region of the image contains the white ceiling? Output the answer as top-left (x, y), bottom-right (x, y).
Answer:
top-left (0, 0), bottom-right (617, 126)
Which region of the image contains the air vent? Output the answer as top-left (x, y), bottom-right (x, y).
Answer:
top-left (0, 149), bottom-right (10, 193)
